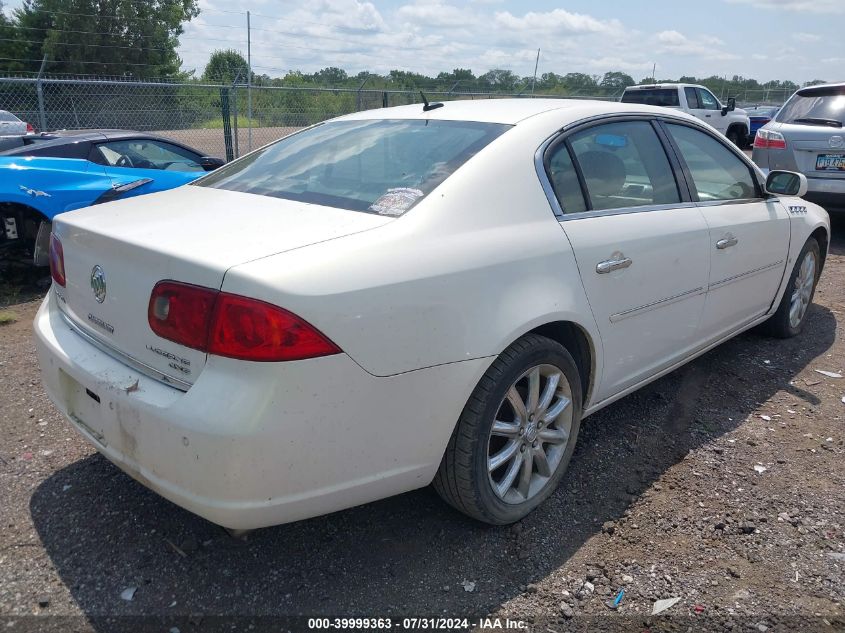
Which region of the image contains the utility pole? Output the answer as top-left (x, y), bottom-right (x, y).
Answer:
top-left (531, 48), bottom-right (540, 95)
top-left (652, 63), bottom-right (656, 83)
top-left (247, 10), bottom-right (253, 152)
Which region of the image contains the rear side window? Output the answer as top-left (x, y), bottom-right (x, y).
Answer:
top-left (665, 124), bottom-right (760, 201)
top-left (566, 120), bottom-right (680, 211)
top-left (776, 86), bottom-right (845, 126)
top-left (545, 145), bottom-right (586, 214)
top-left (621, 89), bottom-right (680, 107)
top-left (196, 119), bottom-right (510, 215)
top-left (684, 87), bottom-right (700, 109)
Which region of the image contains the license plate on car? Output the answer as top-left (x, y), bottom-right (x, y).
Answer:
top-left (816, 153), bottom-right (845, 171)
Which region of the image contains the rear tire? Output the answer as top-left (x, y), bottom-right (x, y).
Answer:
top-left (764, 237), bottom-right (820, 338)
top-left (433, 334), bottom-right (583, 525)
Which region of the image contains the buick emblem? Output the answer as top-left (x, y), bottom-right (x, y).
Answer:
top-left (90, 265), bottom-right (107, 303)
top-left (830, 136), bottom-right (844, 149)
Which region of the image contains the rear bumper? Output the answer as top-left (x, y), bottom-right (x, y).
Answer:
top-left (805, 177), bottom-right (845, 212)
top-left (34, 291), bottom-right (488, 528)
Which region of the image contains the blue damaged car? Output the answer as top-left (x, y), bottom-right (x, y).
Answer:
top-left (0, 130), bottom-right (224, 265)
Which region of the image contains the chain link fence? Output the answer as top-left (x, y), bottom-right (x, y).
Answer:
top-left (0, 76), bottom-right (797, 160)
top-left (0, 76), bottom-right (605, 160)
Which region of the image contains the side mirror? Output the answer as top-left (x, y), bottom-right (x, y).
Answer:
top-left (200, 156), bottom-right (225, 171)
top-left (721, 97), bottom-right (737, 116)
top-left (765, 170), bottom-right (808, 197)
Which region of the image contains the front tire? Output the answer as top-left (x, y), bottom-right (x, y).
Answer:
top-left (433, 334), bottom-right (583, 525)
top-left (764, 237), bottom-right (820, 338)
top-left (727, 126), bottom-right (745, 148)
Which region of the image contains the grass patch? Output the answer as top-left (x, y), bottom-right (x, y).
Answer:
top-left (0, 310), bottom-right (18, 326)
top-left (198, 116), bottom-right (260, 129)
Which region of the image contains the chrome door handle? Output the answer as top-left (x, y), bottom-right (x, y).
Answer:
top-left (596, 255), bottom-right (633, 274)
top-left (716, 236), bottom-right (739, 250)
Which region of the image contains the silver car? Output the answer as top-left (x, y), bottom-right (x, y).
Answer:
top-left (752, 83), bottom-right (845, 213)
top-left (0, 110), bottom-right (30, 136)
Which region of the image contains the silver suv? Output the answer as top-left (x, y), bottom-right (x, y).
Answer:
top-left (752, 83), bottom-right (845, 213)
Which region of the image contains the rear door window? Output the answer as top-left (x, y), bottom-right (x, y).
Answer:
top-left (684, 87), bottom-right (700, 109)
top-left (566, 120), bottom-right (681, 211)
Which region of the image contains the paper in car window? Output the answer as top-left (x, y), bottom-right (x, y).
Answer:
top-left (369, 188), bottom-right (424, 216)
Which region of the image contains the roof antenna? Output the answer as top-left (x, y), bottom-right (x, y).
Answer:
top-left (420, 91), bottom-right (444, 112)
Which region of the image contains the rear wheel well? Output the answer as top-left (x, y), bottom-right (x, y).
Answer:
top-left (811, 226), bottom-right (829, 271)
top-left (527, 321), bottom-right (594, 405)
top-left (0, 202), bottom-right (49, 242)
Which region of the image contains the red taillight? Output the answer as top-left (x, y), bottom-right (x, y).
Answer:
top-left (209, 293), bottom-right (341, 362)
top-left (49, 234), bottom-right (65, 287)
top-left (148, 281), bottom-right (218, 351)
top-left (26, 122), bottom-right (34, 134)
top-left (147, 281), bottom-right (340, 362)
top-left (754, 129), bottom-right (786, 150)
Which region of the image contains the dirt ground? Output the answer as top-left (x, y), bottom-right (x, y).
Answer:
top-left (0, 218), bottom-right (843, 633)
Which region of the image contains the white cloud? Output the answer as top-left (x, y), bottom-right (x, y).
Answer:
top-left (794, 32), bottom-right (821, 42)
top-left (725, 0), bottom-right (845, 13)
top-left (396, 2), bottom-right (475, 28)
top-left (656, 29), bottom-right (740, 61)
top-left (493, 9), bottom-right (623, 36)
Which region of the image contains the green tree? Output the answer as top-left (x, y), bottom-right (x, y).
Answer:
top-left (599, 71), bottom-right (635, 91)
top-left (202, 49), bottom-right (249, 84)
top-left (6, 0), bottom-right (199, 76)
top-left (311, 66), bottom-right (348, 86)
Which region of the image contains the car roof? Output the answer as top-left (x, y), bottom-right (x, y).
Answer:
top-left (336, 98), bottom-right (687, 126)
top-left (624, 83), bottom-right (704, 90)
top-left (795, 82), bottom-right (845, 95)
top-left (0, 129), bottom-right (200, 157)
top-left (39, 129), bottom-right (153, 142)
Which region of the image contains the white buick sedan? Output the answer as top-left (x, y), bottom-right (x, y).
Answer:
top-left (35, 99), bottom-right (829, 529)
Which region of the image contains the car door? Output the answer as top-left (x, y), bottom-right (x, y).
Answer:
top-left (695, 88), bottom-right (728, 134)
top-left (662, 122), bottom-right (791, 340)
top-left (544, 118), bottom-right (711, 401)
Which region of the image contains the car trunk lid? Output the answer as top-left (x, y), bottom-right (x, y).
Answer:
top-left (52, 186), bottom-right (391, 387)
top-left (774, 122), bottom-right (845, 179)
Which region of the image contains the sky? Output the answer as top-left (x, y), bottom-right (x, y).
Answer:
top-left (3, 0), bottom-right (843, 83)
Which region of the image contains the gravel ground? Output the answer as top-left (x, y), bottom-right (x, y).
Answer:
top-left (0, 218), bottom-right (843, 633)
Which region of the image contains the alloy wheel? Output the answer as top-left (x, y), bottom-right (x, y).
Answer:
top-left (486, 364), bottom-right (573, 504)
top-left (789, 250), bottom-right (816, 329)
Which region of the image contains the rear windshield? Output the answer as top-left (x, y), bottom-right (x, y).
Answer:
top-left (0, 111), bottom-right (20, 122)
top-left (776, 86), bottom-right (845, 126)
top-left (620, 89), bottom-right (680, 107)
top-left (195, 119), bottom-right (510, 215)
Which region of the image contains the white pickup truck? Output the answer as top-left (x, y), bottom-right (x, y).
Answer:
top-left (621, 83), bottom-right (750, 147)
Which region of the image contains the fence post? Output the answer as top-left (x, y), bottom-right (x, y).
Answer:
top-left (36, 54), bottom-right (48, 131)
top-left (220, 87), bottom-right (234, 162)
top-left (382, 91), bottom-right (388, 108)
top-left (231, 83), bottom-right (239, 159)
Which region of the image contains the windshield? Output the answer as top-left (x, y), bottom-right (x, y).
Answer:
top-left (195, 119), bottom-right (510, 215)
top-left (620, 89), bottom-right (680, 107)
top-left (776, 86), bottom-right (845, 125)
